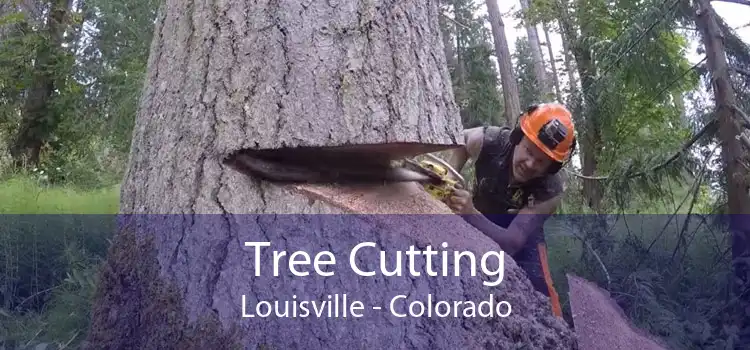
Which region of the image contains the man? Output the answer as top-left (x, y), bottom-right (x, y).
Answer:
top-left (444, 103), bottom-right (577, 318)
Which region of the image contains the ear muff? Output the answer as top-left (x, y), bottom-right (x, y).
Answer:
top-left (546, 135), bottom-right (576, 174)
top-left (510, 126), bottom-right (523, 145)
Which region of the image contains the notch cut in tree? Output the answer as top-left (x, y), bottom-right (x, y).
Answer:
top-left (83, 1), bottom-right (577, 349)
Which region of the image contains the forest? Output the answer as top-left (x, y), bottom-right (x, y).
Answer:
top-left (0, 0), bottom-right (749, 349)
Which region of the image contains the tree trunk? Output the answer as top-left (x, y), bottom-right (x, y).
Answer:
top-left (577, 59), bottom-right (603, 213)
top-left (542, 22), bottom-right (563, 103)
top-left (555, 2), bottom-right (602, 212)
top-left (10, 0), bottom-right (71, 167)
top-left (83, 1), bottom-right (576, 349)
top-left (485, 0), bottom-right (521, 125)
top-left (453, 0), bottom-right (466, 86)
top-left (519, 0), bottom-right (550, 101)
top-left (694, 0), bottom-right (750, 345)
top-left (673, 91), bottom-right (688, 126)
top-left (438, 1), bottom-right (457, 74)
top-left (559, 23), bottom-right (578, 102)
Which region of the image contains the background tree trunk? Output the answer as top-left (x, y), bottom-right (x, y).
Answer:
top-left (542, 22), bottom-right (563, 102)
top-left (453, 0), bottom-right (466, 86)
top-left (694, 0), bottom-right (750, 344)
top-left (10, 0), bottom-right (71, 167)
top-left (485, 0), bottom-right (521, 125)
top-left (83, 0), bottom-right (576, 348)
top-left (519, 0), bottom-right (550, 101)
top-left (555, 1), bottom-right (602, 213)
top-left (559, 22), bottom-right (578, 103)
top-left (438, 1), bottom-right (457, 73)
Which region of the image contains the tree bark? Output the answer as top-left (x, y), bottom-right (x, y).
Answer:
top-left (485, 0), bottom-right (521, 125)
top-left (542, 22), bottom-right (563, 103)
top-left (83, 1), bottom-right (576, 349)
top-left (694, 0), bottom-right (750, 345)
top-left (519, 0), bottom-right (550, 101)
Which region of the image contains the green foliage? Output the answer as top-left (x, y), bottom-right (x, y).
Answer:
top-left (545, 211), bottom-right (735, 349)
top-left (516, 0), bottom-right (746, 347)
top-left (0, 176), bottom-right (119, 213)
top-left (84, 0), bottom-right (160, 154)
top-left (456, 44), bottom-right (505, 127)
top-left (549, 0), bottom-right (701, 214)
top-left (0, 15), bottom-right (38, 134)
top-left (446, 0), bottom-right (504, 127)
top-left (513, 37), bottom-right (542, 108)
top-left (0, 0), bottom-right (158, 187)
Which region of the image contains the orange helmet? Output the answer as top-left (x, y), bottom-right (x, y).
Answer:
top-left (518, 103), bottom-right (576, 163)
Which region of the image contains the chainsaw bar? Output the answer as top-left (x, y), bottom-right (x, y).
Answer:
top-left (224, 148), bottom-right (439, 185)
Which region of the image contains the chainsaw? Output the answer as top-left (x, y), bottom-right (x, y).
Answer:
top-left (223, 147), bottom-right (466, 203)
top-left (400, 154), bottom-right (466, 202)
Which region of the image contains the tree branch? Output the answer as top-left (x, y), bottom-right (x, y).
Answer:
top-left (731, 66), bottom-right (750, 78)
top-left (728, 105), bottom-right (750, 149)
top-left (440, 11), bottom-right (470, 30)
top-left (566, 120), bottom-right (718, 181)
top-left (740, 133), bottom-right (750, 149)
top-left (712, 0), bottom-right (750, 5)
top-left (733, 105), bottom-right (750, 127)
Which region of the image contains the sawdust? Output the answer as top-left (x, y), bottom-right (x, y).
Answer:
top-left (291, 182), bottom-right (501, 253)
top-left (293, 182), bottom-right (453, 214)
top-left (567, 273), bottom-right (669, 350)
top-left (289, 182), bottom-right (578, 349)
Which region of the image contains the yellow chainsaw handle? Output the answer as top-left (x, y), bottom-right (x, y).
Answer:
top-left (423, 153), bottom-right (466, 189)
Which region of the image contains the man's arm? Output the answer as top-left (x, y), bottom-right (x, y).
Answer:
top-left (460, 172), bottom-right (565, 254)
top-left (446, 127), bottom-right (484, 174)
top-left (461, 195), bottom-right (561, 255)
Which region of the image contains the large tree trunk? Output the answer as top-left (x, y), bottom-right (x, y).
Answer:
top-left (485, 0), bottom-right (521, 125)
top-left (694, 0), bottom-right (750, 345)
top-left (519, 0), bottom-right (550, 101)
top-left (83, 1), bottom-right (576, 349)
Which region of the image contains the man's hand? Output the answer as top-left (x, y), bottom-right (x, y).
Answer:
top-left (446, 186), bottom-right (478, 215)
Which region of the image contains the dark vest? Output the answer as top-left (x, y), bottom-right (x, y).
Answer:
top-left (471, 126), bottom-right (562, 296)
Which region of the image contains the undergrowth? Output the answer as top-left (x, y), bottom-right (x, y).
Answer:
top-left (0, 176), bottom-right (119, 349)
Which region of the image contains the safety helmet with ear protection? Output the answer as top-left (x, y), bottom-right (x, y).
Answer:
top-left (509, 103), bottom-right (577, 174)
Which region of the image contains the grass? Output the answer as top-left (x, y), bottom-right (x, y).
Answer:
top-left (0, 176), bottom-right (120, 214)
top-left (0, 176), bottom-right (119, 349)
